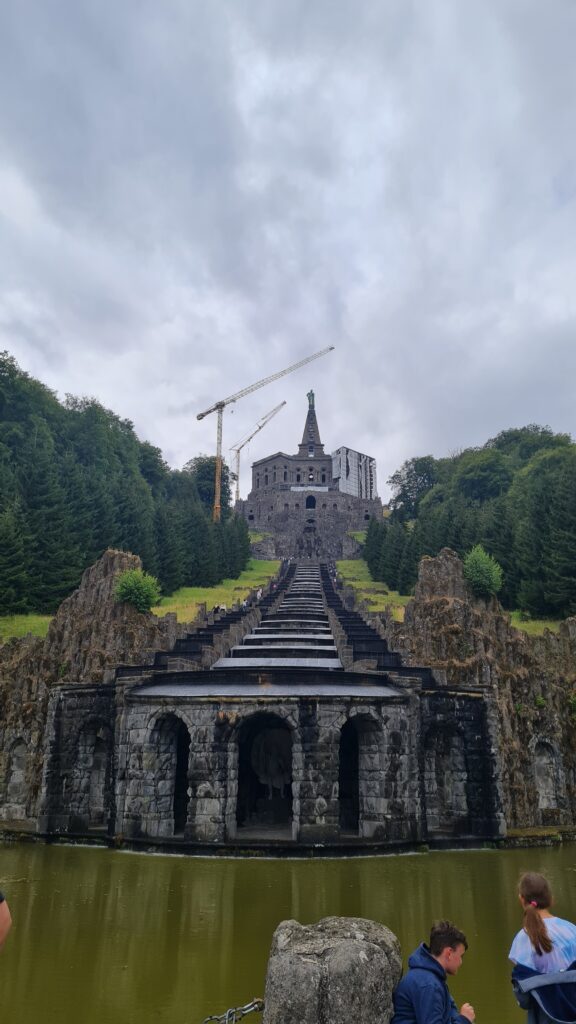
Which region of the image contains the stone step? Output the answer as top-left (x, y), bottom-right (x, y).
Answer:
top-left (211, 656), bottom-right (343, 670)
top-left (230, 644), bottom-right (338, 658)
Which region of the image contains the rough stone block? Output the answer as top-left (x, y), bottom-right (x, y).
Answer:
top-left (263, 917), bottom-right (401, 1024)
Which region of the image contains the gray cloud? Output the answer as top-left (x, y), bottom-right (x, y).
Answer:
top-left (1, 0), bottom-right (575, 498)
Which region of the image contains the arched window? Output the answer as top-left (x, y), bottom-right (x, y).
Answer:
top-left (306, 495), bottom-right (316, 510)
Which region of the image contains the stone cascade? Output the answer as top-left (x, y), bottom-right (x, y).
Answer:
top-left (212, 564), bottom-right (343, 670)
top-left (320, 566), bottom-right (404, 670)
top-left (115, 564), bottom-right (297, 681)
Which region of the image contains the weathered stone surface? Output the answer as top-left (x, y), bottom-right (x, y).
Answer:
top-left (0, 549), bottom-right (196, 826)
top-left (375, 547), bottom-right (576, 830)
top-left (263, 916), bottom-right (402, 1024)
top-left (43, 548), bottom-right (187, 683)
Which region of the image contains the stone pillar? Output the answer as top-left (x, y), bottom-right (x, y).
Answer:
top-left (262, 917), bottom-right (402, 1024)
top-left (298, 705), bottom-right (339, 841)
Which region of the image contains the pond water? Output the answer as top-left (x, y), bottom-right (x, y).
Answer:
top-left (1, 841), bottom-right (576, 1024)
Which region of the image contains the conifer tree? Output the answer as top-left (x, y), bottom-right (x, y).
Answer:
top-left (544, 462), bottom-right (576, 615)
top-left (155, 505), bottom-right (184, 594)
top-left (0, 504), bottom-right (29, 613)
top-left (19, 424), bottom-right (82, 611)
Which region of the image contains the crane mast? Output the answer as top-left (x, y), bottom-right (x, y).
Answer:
top-left (197, 345), bottom-right (334, 521)
top-left (230, 400), bottom-right (287, 503)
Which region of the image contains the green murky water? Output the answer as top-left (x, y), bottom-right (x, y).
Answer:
top-left (1, 842), bottom-right (576, 1024)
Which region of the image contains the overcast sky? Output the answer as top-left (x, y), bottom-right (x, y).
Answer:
top-left (1, 1), bottom-right (575, 499)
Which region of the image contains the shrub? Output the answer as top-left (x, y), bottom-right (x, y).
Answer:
top-left (463, 544), bottom-right (503, 599)
top-left (115, 569), bottom-right (161, 613)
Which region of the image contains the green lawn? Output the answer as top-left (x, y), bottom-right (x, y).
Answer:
top-left (0, 560), bottom-right (281, 640)
top-left (152, 559), bottom-right (281, 623)
top-left (509, 611), bottom-right (561, 636)
top-left (0, 614), bottom-right (52, 642)
top-left (348, 530), bottom-right (367, 544)
top-left (336, 560), bottom-right (411, 621)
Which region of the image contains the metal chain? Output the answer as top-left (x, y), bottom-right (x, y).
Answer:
top-left (201, 997), bottom-right (264, 1024)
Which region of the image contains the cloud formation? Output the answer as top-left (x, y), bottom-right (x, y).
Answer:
top-left (1, 0), bottom-right (575, 496)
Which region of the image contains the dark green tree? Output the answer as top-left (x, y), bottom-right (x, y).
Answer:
top-left (0, 504), bottom-right (29, 613)
top-left (388, 455), bottom-right (438, 520)
top-left (463, 544), bottom-right (503, 598)
top-left (183, 455), bottom-right (232, 520)
top-left (544, 459), bottom-right (576, 615)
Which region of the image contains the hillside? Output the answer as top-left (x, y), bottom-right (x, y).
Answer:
top-left (0, 353), bottom-right (249, 613)
top-left (366, 425), bottom-right (576, 619)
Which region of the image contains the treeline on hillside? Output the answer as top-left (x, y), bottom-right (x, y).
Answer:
top-left (0, 353), bottom-right (250, 614)
top-left (365, 425), bottom-right (576, 618)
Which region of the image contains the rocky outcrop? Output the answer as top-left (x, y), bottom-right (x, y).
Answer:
top-left (0, 549), bottom-right (193, 824)
top-left (374, 548), bottom-right (576, 829)
top-left (263, 917), bottom-right (402, 1024)
top-left (42, 549), bottom-right (186, 683)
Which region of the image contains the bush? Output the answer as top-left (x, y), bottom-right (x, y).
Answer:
top-left (463, 544), bottom-right (503, 599)
top-left (115, 569), bottom-right (161, 613)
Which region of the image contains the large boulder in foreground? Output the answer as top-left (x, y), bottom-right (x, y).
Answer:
top-left (263, 916), bottom-right (402, 1024)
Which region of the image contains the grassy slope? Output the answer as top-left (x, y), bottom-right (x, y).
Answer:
top-left (0, 559), bottom-right (561, 640)
top-left (0, 614), bottom-right (52, 642)
top-left (152, 558), bottom-right (280, 623)
top-left (336, 559), bottom-right (410, 622)
top-left (509, 611), bottom-right (560, 636)
top-left (0, 560), bottom-right (281, 641)
top-left (337, 559), bottom-right (562, 635)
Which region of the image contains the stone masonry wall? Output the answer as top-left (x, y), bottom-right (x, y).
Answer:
top-left (113, 695), bottom-right (421, 844)
top-left (0, 550), bottom-right (195, 828)
top-left (374, 548), bottom-right (576, 830)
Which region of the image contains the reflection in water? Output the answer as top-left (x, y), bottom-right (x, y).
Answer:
top-left (1, 843), bottom-right (576, 1023)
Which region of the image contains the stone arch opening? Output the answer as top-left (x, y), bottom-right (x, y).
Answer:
top-left (339, 721), bottom-right (359, 831)
top-left (306, 495), bottom-right (316, 510)
top-left (149, 714), bottom-right (191, 837)
top-left (424, 727), bottom-right (469, 835)
top-left (338, 715), bottom-right (382, 836)
top-left (236, 714), bottom-right (292, 834)
top-left (534, 741), bottom-right (559, 811)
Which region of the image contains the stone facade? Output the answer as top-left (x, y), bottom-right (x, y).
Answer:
top-left (36, 675), bottom-right (499, 847)
top-left (238, 393), bottom-right (382, 559)
top-left (2, 547), bottom-right (576, 849)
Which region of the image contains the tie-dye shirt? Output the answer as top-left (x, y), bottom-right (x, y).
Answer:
top-left (509, 917), bottom-right (576, 972)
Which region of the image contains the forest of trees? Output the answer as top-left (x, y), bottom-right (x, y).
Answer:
top-left (365, 425), bottom-right (576, 619)
top-left (0, 353), bottom-right (251, 614)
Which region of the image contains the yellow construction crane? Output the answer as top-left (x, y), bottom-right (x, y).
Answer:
top-left (230, 400), bottom-right (287, 503)
top-left (197, 345), bottom-right (335, 521)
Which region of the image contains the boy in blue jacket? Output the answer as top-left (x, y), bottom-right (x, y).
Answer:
top-left (391, 920), bottom-right (475, 1024)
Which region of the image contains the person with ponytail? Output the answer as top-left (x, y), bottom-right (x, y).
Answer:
top-left (510, 872), bottom-right (576, 973)
top-left (510, 872), bottom-right (576, 1023)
